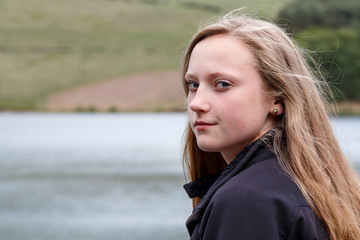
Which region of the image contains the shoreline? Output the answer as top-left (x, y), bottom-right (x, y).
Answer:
top-left (1, 69), bottom-right (359, 115)
top-left (1, 102), bottom-right (360, 116)
top-left (333, 101), bottom-right (360, 116)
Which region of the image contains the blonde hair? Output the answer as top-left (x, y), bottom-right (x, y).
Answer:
top-left (181, 11), bottom-right (360, 239)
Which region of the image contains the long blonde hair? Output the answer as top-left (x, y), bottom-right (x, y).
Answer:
top-left (181, 11), bottom-right (360, 239)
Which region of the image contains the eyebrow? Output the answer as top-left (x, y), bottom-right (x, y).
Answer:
top-left (185, 71), bottom-right (236, 80)
top-left (184, 73), bottom-right (196, 80)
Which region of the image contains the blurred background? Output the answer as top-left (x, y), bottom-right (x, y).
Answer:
top-left (0, 0), bottom-right (359, 239)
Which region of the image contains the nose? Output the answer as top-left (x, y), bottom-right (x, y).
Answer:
top-left (188, 88), bottom-right (210, 113)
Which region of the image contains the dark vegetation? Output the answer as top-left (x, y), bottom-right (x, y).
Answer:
top-left (278, 0), bottom-right (360, 101)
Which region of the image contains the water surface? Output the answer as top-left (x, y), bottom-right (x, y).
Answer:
top-left (0, 113), bottom-right (359, 240)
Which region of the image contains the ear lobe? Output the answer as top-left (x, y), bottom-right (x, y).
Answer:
top-left (271, 99), bottom-right (284, 115)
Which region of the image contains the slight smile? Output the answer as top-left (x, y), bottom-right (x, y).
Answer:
top-left (194, 121), bottom-right (216, 130)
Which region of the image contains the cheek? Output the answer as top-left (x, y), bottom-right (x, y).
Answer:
top-left (225, 113), bottom-right (247, 132)
top-left (186, 103), bottom-right (194, 118)
top-left (221, 102), bottom-right (260, 132)
top-left (186, 94), bottom-right (193, 109)
top-left (186, 98), bottom-right (192, 113)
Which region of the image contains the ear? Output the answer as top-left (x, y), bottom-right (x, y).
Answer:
top-left (270, 99), bottom-right (284, 116)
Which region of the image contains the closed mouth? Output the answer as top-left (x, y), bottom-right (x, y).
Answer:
top-left (194, 121), bottom-right (216, 129)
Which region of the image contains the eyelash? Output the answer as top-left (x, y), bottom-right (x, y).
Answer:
top-left (185, 81), bottom-right (199, 91)
top-left (185, 80), bottom-right (231, 91)
top-left (216, 81), bottom-right (230, 88)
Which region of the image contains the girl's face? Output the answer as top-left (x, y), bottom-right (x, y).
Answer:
top-left (185, 34), bottom-right (280, 163)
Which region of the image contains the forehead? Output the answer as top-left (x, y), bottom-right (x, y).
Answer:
top-left (187, 34), bottom-right (256, 75)
top-left (193, 34), bottom-right (251, 55)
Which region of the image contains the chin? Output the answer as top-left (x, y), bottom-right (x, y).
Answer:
top-left (197, 141), bottom-right (220, 153)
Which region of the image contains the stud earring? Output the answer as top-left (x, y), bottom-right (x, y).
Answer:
top-left (272, 109), bottom-right (278, 115)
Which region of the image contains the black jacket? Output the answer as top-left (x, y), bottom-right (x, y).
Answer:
top-left (183, 140), bottom-right (328, 240)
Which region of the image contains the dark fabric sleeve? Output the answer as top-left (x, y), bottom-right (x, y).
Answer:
top-left (199, 191), bottom-right (328, 240)
top-left (194, 159), bottom-right (328, 240)
top-left (285, 207), bottom-right (328, 240)
top-left (199, 189), bottom-right (290, 240)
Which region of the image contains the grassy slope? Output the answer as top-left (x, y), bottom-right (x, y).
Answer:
top-left (0, 0), bottom-right (289, 110)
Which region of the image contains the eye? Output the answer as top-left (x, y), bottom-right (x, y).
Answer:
top-left (215, 81), bottom-right (230, 88)
top-left (186, 81), bottom-right (199, 91)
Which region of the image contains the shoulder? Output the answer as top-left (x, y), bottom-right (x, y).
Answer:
top-left (198, 149), bottom-right (328, 239)
top-left (207, 158), bottom-right (311, 238)
top-left (215, 157), bottom-right (309, 210)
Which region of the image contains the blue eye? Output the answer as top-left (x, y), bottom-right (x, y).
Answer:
top-left (216, 81), bottom-right (230, 88)
top-left (187, 81), bottom-right (199, 90)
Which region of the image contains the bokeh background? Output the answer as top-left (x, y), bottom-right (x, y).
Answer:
top-left (1, 0), bottom-right (360, 240)
top-left (1, 0), bottom-right (358, 113)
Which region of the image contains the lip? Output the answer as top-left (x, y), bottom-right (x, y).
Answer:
top-left (194, 121), bottom-right (216, 130)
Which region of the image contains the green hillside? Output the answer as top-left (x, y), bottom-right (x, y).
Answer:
top-left (0, 0), bottom-right (289, 110)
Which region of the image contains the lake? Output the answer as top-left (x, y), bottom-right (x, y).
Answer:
top-left (0, 113), bottom-right (359, 240)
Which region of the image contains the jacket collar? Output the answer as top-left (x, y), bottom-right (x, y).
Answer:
top-left (184, 138), bottom-right (276, 213)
